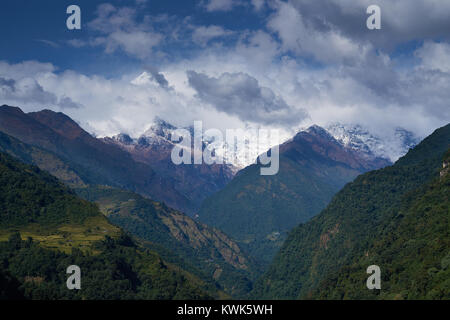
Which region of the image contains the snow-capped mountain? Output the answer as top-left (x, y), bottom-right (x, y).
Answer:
top-left (108, 118), bottom-right (418, 169)
top-left (103, 117), bottom-right (236, 214)
top-left (326, 123), bottom-right (420, 162)
top-left (141, 116), bottom-right (176, 141)
top-left (115, 117), bottom-right (265, 170)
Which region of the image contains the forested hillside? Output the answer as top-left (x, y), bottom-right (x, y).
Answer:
top-left (252, 124), bottom-right (450, 299)
top-left (0, 151), bottom-right (211, 299)
top-left (77, 186), bottom-right (256, 298)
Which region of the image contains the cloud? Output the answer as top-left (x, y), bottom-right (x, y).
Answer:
top-left (35, 39), bottom-right (60, 48)
top-left (267, 0), bottom-right (371, 65)
top-left (251, 0), bottom-right (266, 11)
top-left (0, 76), bottom-right (84, 110)
top-left (135, 66), bottom-right (170, 88)
top-left (0, 60), bottom-right (55, 78)
top-left (99, 30), bottom-right (162, 59)
top-left (192, 25), bottom-right (234, 46)
top-left (202, 0), bottom-right (239, 12)
top-left (74, 3), bottom-right (164, 60)
top-left (415, 41), bottom-right (450, 73)
top-left (58, 95), bottom-right (84, 109)
top-left (274, 0), bottom-right (450, 50)
top-left (187, 70), bottom-right (308, 125)
top-left (66, 39), bottom-right (88, 48)
top-left (0, 77), bottom-right (57, 105)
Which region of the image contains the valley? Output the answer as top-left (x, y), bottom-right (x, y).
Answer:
top-left (0, 104), bottom-right (447, 300)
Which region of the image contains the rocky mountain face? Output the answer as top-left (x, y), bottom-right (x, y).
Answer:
top-left (252, 123), bottom-right (450, 299)
top-left (102, 117), bottom-right (235, 214)
top-left (198, 125), bottom-right (392, 266)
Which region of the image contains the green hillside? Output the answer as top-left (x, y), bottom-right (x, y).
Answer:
top-left (0, 151), bottom-right (211, 299)
top-left (0, 130), bottom-right (87, 188)
top-left (252, 124), bottom-right (450, 299)
top-left (198, 157), bottom-right (338, 265)
top-left (0, 129), bottom-right (253, 298)
top-left (0, 106), bottom-right (193, 213)
top-left (76, 186), bottom-right (256, 298)
top-left (311, 155), bottom-right (450, 299)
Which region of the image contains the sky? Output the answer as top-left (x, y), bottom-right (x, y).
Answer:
top-left (0, 0), bottom-right (450, 153)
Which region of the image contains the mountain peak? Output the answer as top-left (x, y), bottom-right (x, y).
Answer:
top-left (112, 133), bottom-right (135, 145)
top-left (0, 104), bottom-right (24, 115)
top-left (293, 125), bottom-right (336, 144)
top-left (142, 116), bottom-right (176, 139)
top-left (306, 125), bottom-right (334, 138)
top-left (28, 109), bottom-right (87, 140)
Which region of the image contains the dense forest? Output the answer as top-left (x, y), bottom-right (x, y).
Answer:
top-left (252, 124), bottom-right (450, 299)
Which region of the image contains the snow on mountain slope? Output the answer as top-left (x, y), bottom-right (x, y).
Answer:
top-left (108, 116), bottom-right (418, 170)
top-left (326, 123), bottom-right (420, 162)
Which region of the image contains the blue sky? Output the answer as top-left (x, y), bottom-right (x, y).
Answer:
top-left (0, 0), bottom-right (449, 158)
top-left (0, 0), bottom-right (266, 75)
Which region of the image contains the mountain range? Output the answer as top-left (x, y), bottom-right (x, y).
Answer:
top-left (76, 185), bottom-right (257, 297)
top-left (326, 123), bottom-right (421, 162)
top-left (0, 105), bottom-right (234, 214)
top-left (102, 117), bottom-right (235, 214)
